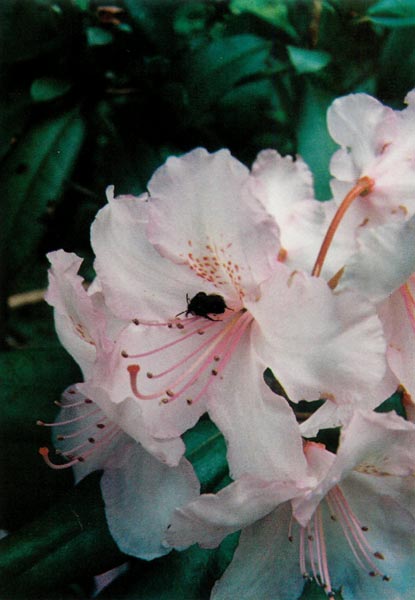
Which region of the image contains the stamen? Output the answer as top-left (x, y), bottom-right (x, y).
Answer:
top-left (38, 447), bottom-right (82, 470)
top-left (122, 319), bottom-right (218, 359)
top-left (126, 310), bottom-right (253, 406)
top-left (36, 407), bottom-right (101, 427)
top-left (311, 176), bottom-right (374, 277)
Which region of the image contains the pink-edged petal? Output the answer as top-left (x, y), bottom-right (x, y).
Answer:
top-left (248, 262), bottom-right (387, 408)
top-left (45, 250), bottom-right (106, 378)
top-left (212, 505), bottom-right (305, 600)
top-left (251, 149), bottom-right (314, 224)
top-left (207, 336), bottom-right (309, 482)
top-left (337, 216), bottom-right (415, 303)
top-left (327, 94), bottom-right (396, 174)
top-left (324, 473), bottom-right (415, 599)
top-left (294, 410), bottom-right (415, 525)
top-left (165, 476), bottom-right (302, 550)
top-left (101, 439), bottom-right (199, 560)
top-left (379, 278), bottom-right (415, 398)
top-left (147, 148), bottom-right (280, 300)
top-left (91, 188), bottom-right (199, 321)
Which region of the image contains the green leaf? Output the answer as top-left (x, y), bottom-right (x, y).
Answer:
top-left (30, 78), bottom-right (72, 103)
top-left (184, 34), bottom-right (272, 113)
top-left (297, 82), bottom-right (338, 201)
top-left (86, 26), bottom-right (114, 47)
top-left (379, 27), bottom-right (415, 99)
top-left (0, 347), bottom-right (82, 529)
top-left (367, 0), bottom-right (415, 27)
top-left (0, 0), bottom-right (83, 64)
top-left (287, 46), bottom-right (331, 74)
top-left (230, 0), bottom-right (298, 39)
top-left (184, 417), bottom-right (228, 492)
top-left (0, 109), bottom-right (86, 294)
top-left (0, 473), bottom-right (124, 599)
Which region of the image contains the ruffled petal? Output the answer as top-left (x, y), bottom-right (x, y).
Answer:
top-left (294, 410), bottom-right (415, 525)
top-left (147, 148), bottom-right (280, 301)
top-left (327, 94), bottom-right (396, 174)
top-left (251, 149), bottom-right (314, 224)
top-left (101, 439), bottom-right (199, 560)
top-left (212, 505), bottom-right (305, 600)
top-left (248, 262), bottom-right (387, 409)
top-left (45, 250), bottom-right (106, 378)
top-left (165, 476), bottom-right (302, 550)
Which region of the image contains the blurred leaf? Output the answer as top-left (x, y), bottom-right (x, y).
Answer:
top-left (0, 347), bottom-right (81, 529)
top-left (0, 108), bottom-right (86, 294)
top-left (86, 26), bottom-right (114, 47)
top-left (287, 46), bottom-right (331, 74)
top-left (173, 2), bottom-right (213, 36)
top-left (0, 473), bottom-right (124, 599)
top-left (230, 0), bottom-right (298, 39)
top-left (379, 27), bottom-right (415, 100)
top-left (297, 82), bottom-right (337, 200)
top-left (30, 77), bottom-right (72, 103)
top-left (0, 0), bottom-right (83, 64)
top-left (367, 0), bottom-right (415, 26)
top-left (185, 34), bottom-right (272, 114)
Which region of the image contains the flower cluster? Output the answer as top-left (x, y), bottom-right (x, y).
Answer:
top-left (40, 90), bottom-right (415, 598)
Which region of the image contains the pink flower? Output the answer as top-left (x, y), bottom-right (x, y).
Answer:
top-left (84, 148), bottom-right (389, 442)
top-left (42, 251), bottom-right (199, 559)
top-left (165, 409), bottom-right (415, 599)
top-left (328, 90), bottom-right (415, 224)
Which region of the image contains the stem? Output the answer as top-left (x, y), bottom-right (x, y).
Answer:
top-left (311, 176), bottom-right (374, 277)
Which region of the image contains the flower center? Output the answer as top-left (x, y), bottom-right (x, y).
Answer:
top-left (124, 308), bottom-right (253, 406)
top-left (290, 485), bottom-right (390, 597)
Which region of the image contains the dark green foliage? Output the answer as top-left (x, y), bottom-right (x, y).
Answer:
top-left (0, 0), bottom-right (412, 598)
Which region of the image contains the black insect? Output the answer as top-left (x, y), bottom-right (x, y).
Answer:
top-left (176, 292), bottom-right (230, 321)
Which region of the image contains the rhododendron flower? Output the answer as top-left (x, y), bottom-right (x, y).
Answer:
top-left (82, 148), bottom-right (389, 441)
top-left (42, 250), bottom-right (199, 559)
top-left (165, 409), bottom-right (415, 599)
top-left (328, 89), bottom-right (415, 224)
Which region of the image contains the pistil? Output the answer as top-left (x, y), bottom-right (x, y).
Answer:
top-left (312, 176), bottom-right (374, 277)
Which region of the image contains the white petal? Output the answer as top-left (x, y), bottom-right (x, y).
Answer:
top-left (207, 335), bottom-right (309, 482)
top-left (101, 440), bottom-right (199, 560)
top-left (165, 477), bottom-right (301, 550)
top-left (251, 149), bottom-right (314, 225)
top-left (327, 94), bottom-right (395, 172)
top-left (324, 473), bottom-right (415, 599)
top-left (337, 216), bottom-right (415, 303)
top-left (379, 279), bottom-right (415, 397)
top-left (78, 380), bottom-right (186, 466)
top-left (45, 250), bottom-right (103, 378)
top-left (248, 262), bottom-right (387, 409)
top-left (147, 148), bottom-right (280, 300)
top-left (91, 192), bottom-right (199, 321)
top-left (212, 505), bottom-right (305, 600)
